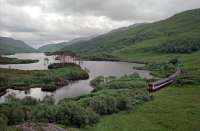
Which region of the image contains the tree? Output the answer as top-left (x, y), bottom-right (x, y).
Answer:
top-left (169, 58), bottom-right (179, 66)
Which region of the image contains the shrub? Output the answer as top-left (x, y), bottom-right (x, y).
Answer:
top-left (21, 97), bottom-right (38, 106)
top-left (0, 113), bottom-right (8, 126)
top-left (89, 96), bottom-right (118, 115)
top-left (90, 76), bottom-right (104, 86)
top-left (41, 85), bottom-right (57, 92)
top-left (56, 103), bottom-right (99, 127)
top-left (42, 95), bottom-right (55, 105)
top-left (0, 76), bottom-right (8, 88)
top-left (116, 96), bottom-right (132, 111)
top-left (9, 107), bottom-right (25, 125)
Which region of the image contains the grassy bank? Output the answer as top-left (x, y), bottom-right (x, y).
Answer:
top-left (0, 63), bottom-right (89, 92)
top-left (0, 56), bottom-right (39, 64)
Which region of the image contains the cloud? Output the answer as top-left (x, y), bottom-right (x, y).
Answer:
top-left (6, 0), bottom-right (41, 6)
top-left (0, 0), bottom-right (200, 48)
top-left (50, 0), bottom-right (200, 21)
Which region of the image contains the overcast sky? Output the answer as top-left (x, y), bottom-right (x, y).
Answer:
top-left (0, 0), bottom-right (200, 48)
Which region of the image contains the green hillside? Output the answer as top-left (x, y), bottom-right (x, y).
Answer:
top-left (38, 42), bottom-right (70, 52)
top-left (38, 37), bottom-right (94, 53)
top-left (0, 37), bottom-right (37, 55)
top-left (62, 8), bottom-right (200, 60)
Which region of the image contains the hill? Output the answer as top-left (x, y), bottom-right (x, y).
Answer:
top-left (38, 36), bottom-right (94, 53)
top-left (38, 42), bottom-right (71, 53)
top-left (0, 37), bottom-right (37, 55)
top-left (62, 8), bottom-right (200, 61)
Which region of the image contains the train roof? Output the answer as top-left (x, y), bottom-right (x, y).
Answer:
top-left (149, 77), bottom-right (172, 85)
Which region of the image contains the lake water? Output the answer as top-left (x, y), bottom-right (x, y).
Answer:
top-left (0, 53), bottom-right (152, 103)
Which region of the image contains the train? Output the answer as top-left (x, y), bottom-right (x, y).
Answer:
top-left (148, 69), bottom-right (181, 92)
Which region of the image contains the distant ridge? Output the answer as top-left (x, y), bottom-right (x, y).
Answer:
top-left (0, 37), bottom-right (37, 55)
top-left (38, 36), bottom-right (94, 53)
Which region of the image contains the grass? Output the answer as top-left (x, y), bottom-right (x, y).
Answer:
top-left (0, 63), bottom-right (89, 92)
top-left (83, 85), bottom-right (200, 131)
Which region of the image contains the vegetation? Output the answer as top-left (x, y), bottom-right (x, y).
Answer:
top-left (60, 74), bottom-right (151, 115)
top-left (0, 95), bottom-right (99, 129)
top-left (90, 76), bottom-right (106, 87)
top-left (0, 74), bottom-right (151, 130)
top-left (0, 63), bottom-right (89, 92)
top-left (0, 37), bottom-right (37, 55)
top-left (91, 74), bottom-right (146, 92)
top-left (158, 37), bottom-right (200, 53)
top-left (0, 56), bottom-right (39, 64)
top-left (83, 85), bottom-right (200, 131)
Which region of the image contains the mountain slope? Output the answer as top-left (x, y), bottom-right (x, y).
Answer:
top-left (0, 37), bottom-right (37, 55)
top-left (38, 37), bottom-right (94, 53)
top-left (62, 8), bottom-right (200, 60)
top-left (38, 42), bottom-right (70, 53)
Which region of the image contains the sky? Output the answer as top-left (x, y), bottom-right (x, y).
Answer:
top-left (0, 0), bottom-right (200, 48)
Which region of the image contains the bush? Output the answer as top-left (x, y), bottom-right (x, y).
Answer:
top-left (41, 85), bottom-right (57, 92)
top-left (56, 103), bottom-right (99, 127)
top-left (48, 63), bottom-right (77, 69)
top-left (9, 107), bottom-right (25, 125)
top-left (0, 113), bottom-right (8, 126)
top-left (89, 96), bottom-right (118, 115)
top-left (33, 105), bottom-right (53, 123)
top-left (116, 96), bottom-right (132, 111)
top-left (90, 76), bottom-right (104, 87)
top-left (21, 97), bottom-right (38, 106)
top-left (42, 95), bottom-right (55, 105)
top-left (0, 76), bottom-right (8, 88)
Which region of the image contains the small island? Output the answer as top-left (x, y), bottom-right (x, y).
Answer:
top-left (0, 56), bottom-right (39, 64)
top-left (0, 63), bottom-right (89, 93)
